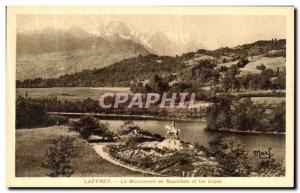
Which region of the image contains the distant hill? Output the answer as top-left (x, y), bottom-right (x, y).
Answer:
top-left (16, 28), bottom-right (151, 80)
top-left (17, 54), bottom-right (185, 87)
top-left (17, 39), bottom-right (286, 88)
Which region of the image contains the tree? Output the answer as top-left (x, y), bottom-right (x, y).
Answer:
top-left (260, 69), bottom-right (275, 89)
top-left (231, 98), bottom-right (264, 131)
top-left (147, 75), bottom-right (170, 93)
top-left (256, 63), bottom-right (266, 71)
top-left (277, 68), bottom-right (286, 89)
top-left (70, 116), bottom-right (107, 139)
top-left (44, 136), bottom-right (77, 177)
top-left (82, 98), bottom-right (100, 112)
top-left (221, 65), bottom-right (240, 91)
top-left (16, 96), bottom-right (48, 128)
top-left (228, 65), bottom-right (240, 79)
top-left (206, 95), bottom-right (232, 129)
top-left (269, 102), bottom-right (286, 132)
top-left (237, 58), bottom-right (249, 68)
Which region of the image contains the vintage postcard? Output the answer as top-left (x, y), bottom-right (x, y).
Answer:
top-left (6, 6), bottom-right (294, 188)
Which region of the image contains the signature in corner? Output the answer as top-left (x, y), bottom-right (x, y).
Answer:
top-left (253, 148), bottom-right (274, 159)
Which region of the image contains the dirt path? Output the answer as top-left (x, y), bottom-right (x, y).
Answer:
top-left (93, 144), bottom-right (162, 176)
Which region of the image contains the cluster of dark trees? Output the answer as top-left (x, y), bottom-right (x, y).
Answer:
top-left (206, 95), bottom-right (285, 133)
top-left (131, 73), bottom-right (195, 94)
top-left (189, 60), bottom-right (219, 85)
top-left (16, 96), bottom-right (69, 128)
top-left (16, 96), bottom-right (48, 128)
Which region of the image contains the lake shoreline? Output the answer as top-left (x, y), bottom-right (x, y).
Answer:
top-left (48, 112), bottom-right (206, 122)
top-left (206, 127), bottom-right (285, 135)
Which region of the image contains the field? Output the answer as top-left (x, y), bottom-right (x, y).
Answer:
top-left (217, 56), bottom-right (285, 74)
top-left (250, 97), bottom-right (285, 105)
top-left (16, 87), bottom-right (131, 101)
top-left (241, 56), bottom-right (285, 74)
top-left (15, 126), bottom-right (151, 177)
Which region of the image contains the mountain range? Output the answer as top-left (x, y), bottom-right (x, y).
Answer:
top-left (17, 26), bottom-right (150, 80)
top-left (97, 21), bottom-right (205, 56)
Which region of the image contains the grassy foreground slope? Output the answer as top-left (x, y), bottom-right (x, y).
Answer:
top-left (16, 126), bottom-right (152, 177)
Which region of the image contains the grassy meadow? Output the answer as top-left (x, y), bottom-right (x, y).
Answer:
top-left (241, 56), bottom-right (285, 74)
top-left (16, 126), bottom-right (151, 177)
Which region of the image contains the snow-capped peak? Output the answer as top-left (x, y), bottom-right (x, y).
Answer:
top-left (98, 21), bottom-right (205, 55)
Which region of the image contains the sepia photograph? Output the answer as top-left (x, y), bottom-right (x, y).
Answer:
top-left (6, 6), bottom-right (294, 188)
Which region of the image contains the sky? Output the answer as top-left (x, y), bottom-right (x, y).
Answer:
top-left (17, 15), bottom-right (286, 50)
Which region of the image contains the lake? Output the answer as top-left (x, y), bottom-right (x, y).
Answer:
top-left (101, 119), bottom-right (285, 163)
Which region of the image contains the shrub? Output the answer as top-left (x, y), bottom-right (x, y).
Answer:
top-left (118, 125), bottom-right (141, 136)
top-left (255, 159), bottom-right (285, 177)
top-left (118, 121), bottom-right (164, 145)
top-left (44, 136), bottom-right (77, 177)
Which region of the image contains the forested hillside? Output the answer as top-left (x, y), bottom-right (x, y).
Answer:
top-left (17, 39), bottom-right (286, 90)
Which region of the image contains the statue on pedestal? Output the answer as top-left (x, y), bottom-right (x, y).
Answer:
top-left (165, 121), bottom-right (180, 140)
